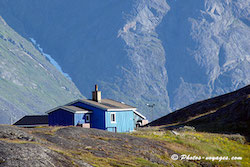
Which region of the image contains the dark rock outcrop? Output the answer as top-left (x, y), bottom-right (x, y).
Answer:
top-left (149, 85), bottom-right (250, 140)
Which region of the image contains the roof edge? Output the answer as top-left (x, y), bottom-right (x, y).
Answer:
top-left (107, 108), bottom-right (137, 111)
top-left (134, 110), bottom-right (146, 119)
top-left (46, 105), bottom-right (92, 114)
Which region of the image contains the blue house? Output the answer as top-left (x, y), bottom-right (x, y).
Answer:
top-left (46, 85), bottom-right (148, 132)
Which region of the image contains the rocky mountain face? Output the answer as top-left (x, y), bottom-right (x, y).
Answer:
top-left (0, 0), bottom-right (249, 121)
top-left (160, 0), bottom-right (250, 110)
top-left (0, 16), bottom-right (83, 124)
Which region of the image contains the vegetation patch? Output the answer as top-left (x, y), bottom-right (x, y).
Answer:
top-left (0, 138), bottom-right (38, 144)
top-left (131, 128), bottom-right (250, 167)
top-left (30, 126), bottom-right (64, 136)
top-left (90, 135), bottom-right (120, 141)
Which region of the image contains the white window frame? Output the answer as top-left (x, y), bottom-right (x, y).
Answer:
top-left (85, 114), bottom-right (90, 123)
top-left (110, 113), bottom-right (116, 123)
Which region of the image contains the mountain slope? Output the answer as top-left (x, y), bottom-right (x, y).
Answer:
top-left (0, 0), bottom-right (249, 121)
top-left (183, 95), bottom-right (249, 137)
top-left (0, 16), bottom-right (83, 124)
top-left (149, 85), bottom-right (250, 139)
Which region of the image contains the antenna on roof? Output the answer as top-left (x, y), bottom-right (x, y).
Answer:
top-left (146, 103), bottom-right (155, 121)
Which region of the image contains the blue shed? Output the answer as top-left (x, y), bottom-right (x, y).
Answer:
top-left (46, 85), bottom-right (148, 132)
top-left (46, 106), bottom-right (92, 127)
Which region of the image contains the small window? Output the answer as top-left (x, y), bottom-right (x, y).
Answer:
top-left (111, 113), bottom-right (116, 123)
top-left (85, 114), bottom-right (90, 123)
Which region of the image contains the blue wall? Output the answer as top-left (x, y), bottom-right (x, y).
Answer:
top-left (72, 102), bottom-right (105, 130)
top-left (49, 108), bottom-right (90, 126)
top-left (105, 110), bottom-right (134, 133)
top-left (74, 113), bottom-right (84, 125)
top-left (66, 101), bottom-right (135, 132)
top-left (49, 109), bottom-right (74, 126)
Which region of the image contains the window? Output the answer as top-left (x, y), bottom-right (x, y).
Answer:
top-left (111, 113), bottom-right (116, 123)
top-left (85, 114), bottom-right (90, 123)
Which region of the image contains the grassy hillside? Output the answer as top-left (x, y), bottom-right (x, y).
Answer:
top-left (0, 125), bottom-right (249, 167)
top-left (149, 85), bottom-right (250, 140)
top-left (0, 16), bottom-right (83, 124)
top-left (132, 127), bottom-right (249, 167)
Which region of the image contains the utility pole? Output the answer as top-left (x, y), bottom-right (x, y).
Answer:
top-left (146, 103), bottom-right (155, 122)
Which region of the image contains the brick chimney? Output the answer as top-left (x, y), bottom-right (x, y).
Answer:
top-left (92, 85), bottom-right (101, 102)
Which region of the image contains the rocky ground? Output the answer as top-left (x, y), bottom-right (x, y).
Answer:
top-left (0, 125), bottom-right (176, 167)
top-left (1, 125), bottom-right (249, 167)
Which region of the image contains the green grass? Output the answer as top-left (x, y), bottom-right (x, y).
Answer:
top-left (134, 158), bottom-right (166, 167)
top-left (0, 138), bottom-right (37, 144)
top-left (131, 128), bottom-right (250, 167)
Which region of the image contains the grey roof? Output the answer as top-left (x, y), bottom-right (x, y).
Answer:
top-left (77, 99), bottom-right (136, 111)
top-left (14, 115), bottom-right (48, 126)
top-left (46, 105), bottom-right (92, 114)
top-left (63, 106), bottom-right (91, 112)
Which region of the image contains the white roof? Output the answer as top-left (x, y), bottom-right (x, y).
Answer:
top-left (134, 110), bottom-right (146, 119)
